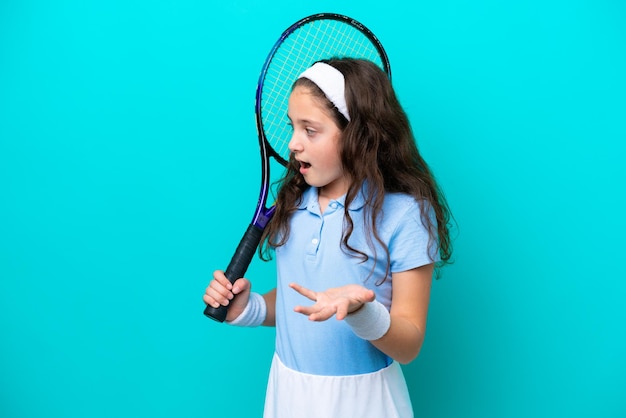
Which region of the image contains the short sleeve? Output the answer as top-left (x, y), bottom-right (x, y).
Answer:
top-left (387, 198), bottom-right (439, 273)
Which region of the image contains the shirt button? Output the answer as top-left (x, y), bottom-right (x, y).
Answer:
top-left (312, 238), bottom-right (319, 245)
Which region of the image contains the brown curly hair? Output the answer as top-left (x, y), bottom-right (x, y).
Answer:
top-left (260, 58), bottom-right (453, 280)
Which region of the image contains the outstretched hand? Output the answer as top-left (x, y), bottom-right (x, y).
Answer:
top-left (290, 282), bottom-right (376, 321)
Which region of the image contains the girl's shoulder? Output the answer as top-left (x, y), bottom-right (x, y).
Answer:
top-left (380, 191), bottom-right (436, 233)
top-left (377, 192), bottom-right (424, 231)
top-left (382, 191), bottom-right (422, 214)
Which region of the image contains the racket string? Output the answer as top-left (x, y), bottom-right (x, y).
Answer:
top-left (261, 19), bottom-right (387, 161)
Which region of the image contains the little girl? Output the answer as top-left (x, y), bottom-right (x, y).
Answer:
top-left (204, 58), bottom-right (452, 417)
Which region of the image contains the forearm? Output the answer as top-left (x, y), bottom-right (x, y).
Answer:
top-left (262, 288), bottom-right (277, 326)
top-left (370, 315), bottom-right (425, 364)
top-left (355, 264), bottom-right (433, 364)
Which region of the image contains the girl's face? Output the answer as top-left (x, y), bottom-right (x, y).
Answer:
top-left (287, 86), bottom-right (349, 200)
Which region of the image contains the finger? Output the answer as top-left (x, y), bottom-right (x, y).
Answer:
top-left (203, 292), bottom-right (226, 309)
top-left (335, 304), bottom-right (350, 321)
top-left (212, 270), bottom-right (233, 290)
top-left (289, 282), bottom-right (317, 301)
top-left (203, 293), bottom-right (224, 309)
top-left (307, 305), bottom-right (337, 322)
top-left (363, 289), bottom-right (376, 303)
top-left (293, 304), bottom-right (326, 318)
top-left (207, 279), bottom-right (234, 299)
top-left (232, 278), bottom-right (251, 295)
top-left (204, 291), bottom-right (229, 309)
top-left (294, 303), bottom-right (336, 321)
top-left (205, 283), bottom-right (233, 307)
top-left (293, 304), bottom-right (314, 316)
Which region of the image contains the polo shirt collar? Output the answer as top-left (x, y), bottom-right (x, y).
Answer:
top-left (296, 186), bottom-right (367, 212)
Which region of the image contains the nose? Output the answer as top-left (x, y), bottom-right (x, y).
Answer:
top-left (288, 132), bottom-right (303, 153)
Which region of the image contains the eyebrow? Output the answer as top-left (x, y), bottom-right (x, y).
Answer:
top-left (287, 114), bottom-right (319, 125)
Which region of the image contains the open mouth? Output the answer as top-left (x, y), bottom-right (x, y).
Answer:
top-left (298, 160), bottom-right (311, 174)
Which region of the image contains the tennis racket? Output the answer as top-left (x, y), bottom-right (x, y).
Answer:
top-left (204, 12), bottom-right (391, 322)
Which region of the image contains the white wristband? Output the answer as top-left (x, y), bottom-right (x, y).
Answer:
top-left (226, 292), bottom-right (267, 327)
top-left (344, 300), bottom-right (391, 341)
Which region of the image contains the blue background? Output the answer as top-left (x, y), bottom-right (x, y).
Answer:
top-left (1, 0), bottom-right (625, 417)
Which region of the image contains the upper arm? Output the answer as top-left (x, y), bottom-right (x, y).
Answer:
top-left (390, 263), bottom-right (433, 333)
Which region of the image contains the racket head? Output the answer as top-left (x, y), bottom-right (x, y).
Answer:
top-left (256, 13), bottom-right (391, 167)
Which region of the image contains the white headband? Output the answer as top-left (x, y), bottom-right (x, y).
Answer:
top-left (298, 62), bottom-right (350, 121)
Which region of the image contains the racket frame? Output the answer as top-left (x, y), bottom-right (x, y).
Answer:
top-left (204, 12), bottom-right (391, 322)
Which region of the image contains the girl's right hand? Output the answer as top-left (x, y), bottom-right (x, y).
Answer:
top-left (203, 270), bottom-right (252, 323)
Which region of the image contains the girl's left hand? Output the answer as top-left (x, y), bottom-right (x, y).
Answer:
top-left (289, 282), bottom-right (376, 321)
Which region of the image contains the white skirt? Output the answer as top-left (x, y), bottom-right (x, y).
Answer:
top-left (264, 354), bottom-right (414, 418)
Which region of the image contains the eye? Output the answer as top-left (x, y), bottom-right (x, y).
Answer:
top-left (305, 128), bottom-right (316, 136)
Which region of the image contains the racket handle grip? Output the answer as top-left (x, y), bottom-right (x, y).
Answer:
top-left (204, 224), bottom-right (264, 323)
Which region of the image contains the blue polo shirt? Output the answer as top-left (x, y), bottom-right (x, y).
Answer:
top-left (274, 186), bottom-right (437, 376)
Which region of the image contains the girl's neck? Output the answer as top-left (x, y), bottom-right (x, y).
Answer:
top-left (317, 176), bottom-right (352, 213)
top-left (317, 188), bottom-right (345, 214)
